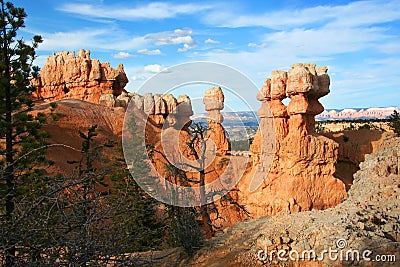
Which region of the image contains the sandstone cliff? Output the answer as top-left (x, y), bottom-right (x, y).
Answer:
top-left (32, 49), bottom-right (128, 103)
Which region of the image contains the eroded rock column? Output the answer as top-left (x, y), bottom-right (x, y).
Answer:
top-left (203, 86), bottom-right (229, 155)
top-left (176, 94), bottom-right (194, 130)
top-left (281, 63), bottom-right (337, 176)
top-left (239, 63), bottom-right (346, 220)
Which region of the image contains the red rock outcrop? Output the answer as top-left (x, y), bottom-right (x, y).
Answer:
top-left (203, 87), bottom-right (230, 155)
top-left (237, 63), bottom-right (347, 219)
top-left (32, 49), bottom-right (128, 103)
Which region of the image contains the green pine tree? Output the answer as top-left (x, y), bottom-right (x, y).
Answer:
top-left (111, 114), bottom-right (164, 253)
top-left (389, 110), bottom-right (400, 135)
top-left (0, 1), bottom-right (44, 265)
top-left (42, 120), bottom-right (165, 265)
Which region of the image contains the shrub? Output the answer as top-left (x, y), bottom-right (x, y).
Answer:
top-left (389, 110), bottom-right (400, 135)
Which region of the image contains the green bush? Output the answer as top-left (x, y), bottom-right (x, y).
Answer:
top-left (389, 110), bottom-right (400, 135)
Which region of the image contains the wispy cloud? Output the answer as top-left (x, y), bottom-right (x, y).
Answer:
top-left (113, 51), bottom-right (136, 58)
top-left (212, 49), bottom-right (225, 53)
top-left (143, 64), bottom-right (165, 73)
top-left (145, 28), bottom-right (197, 52)
top-left (137, 48), bottom-right (163, 55)
top-left (248, 42), bottom-right (267, 49)
top-left (204, 0), bottom-right (400, 29)
top-left (37, 28), bottom-right (150, 51)
top-left (58, 2), bottom-right (213, 21)
top-left (204, 38), bottom-right (220, 44)
top-left (36, 26), bottom-right (199, 54)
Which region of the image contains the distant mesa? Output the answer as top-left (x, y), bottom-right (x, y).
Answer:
top-left (317, 107), bottom-right (400, 120)
top-left (32, 49), bottom-right (128, 104)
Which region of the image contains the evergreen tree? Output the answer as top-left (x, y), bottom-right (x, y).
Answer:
top-left (39, 121), bottom-right (165, 265)
top-left (0, 1), bottom-right (44, 265)
top-left (389, 110), bottom-right (400, 135)
top-left (111, 114), bottom-right (164, 253)
top-left (34, 125), bottom-right (115, 265)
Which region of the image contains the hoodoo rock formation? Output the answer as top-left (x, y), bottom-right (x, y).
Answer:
top-left (32, 49), bottom-right (128, 103)
top-left (237, 63), bottom-right (347, 219)
top-left (203, 86), bottom-right (230, 155)
top-left (33, 53), bottom-right (354, 235)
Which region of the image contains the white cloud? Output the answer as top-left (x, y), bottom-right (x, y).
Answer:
top-left (58, 2), bottom-right (213, 21)
top-left (195, 0), bottom-right (399, 76)
top-left (137, 48), bottom-right (162, 55)
top-left (196, 13), bottom-right (398, 108)
top-left (143, 64), bottom-right (165, 73)
top-left (205, 38), bottom-right (220, 44)
top-left (204, 0), bottom-right (400, 30)
top-left (37, 28), bottom-right (150, 52)
top-left (113, 51), bottom-right (135, 58)
top-left (248, 42), bottom-right (267, 48)
top-left (145, 28), bottom-right (197, 52)
top-left (177, 43), bottom-right (194, 52)
top-left (204, 5), bottom-right (331, 29)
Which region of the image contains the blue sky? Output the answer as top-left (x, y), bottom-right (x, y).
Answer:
top-left (13, 0), bottom-right (400, 110)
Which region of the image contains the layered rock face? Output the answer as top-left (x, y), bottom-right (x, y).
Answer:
top-left (240, 63), bottom-right (347, 218)
top-left (203, 87), bottom-right (230, 155)
top-left (32, 49), bottom-right (128, 103)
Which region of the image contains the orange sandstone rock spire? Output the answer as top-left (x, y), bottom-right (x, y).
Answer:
top-left (203, 86), bottom-right (230, 155)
